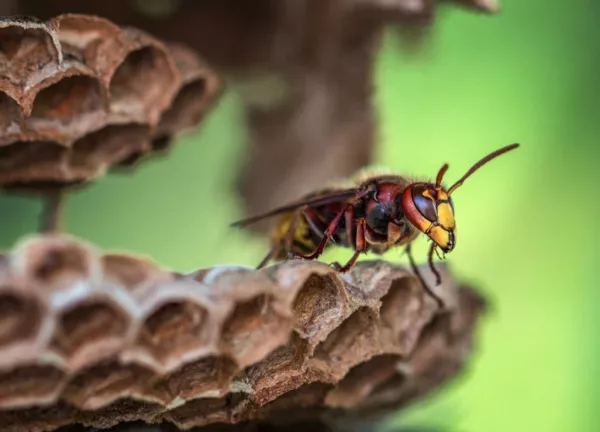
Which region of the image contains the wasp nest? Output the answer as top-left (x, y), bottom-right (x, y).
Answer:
top-left (0, 14), bottom-right (220, 191)
top-left (0, 234), bottom-right (486, 431)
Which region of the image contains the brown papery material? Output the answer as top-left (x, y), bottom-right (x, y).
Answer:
top-left (0, 234), bottom-right (486, 431)
top-left (0, 14), bottom-right (221, 191)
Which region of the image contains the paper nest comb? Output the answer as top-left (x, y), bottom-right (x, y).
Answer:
top-left (0, 234), bottom-right (486, 431)
top-left (0, 14), bottom-right (220, 190)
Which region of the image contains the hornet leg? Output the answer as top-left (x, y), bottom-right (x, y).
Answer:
top-left (428, 243), bottom-right (443, 286)
top-left (256, 249), bottom-right (275, 269)
top-left (405, 243), bottom-right (444, 308)
top-left (294, 205), bottom-right (350, 261)
top-left (331, 218), bottom-right (366, 273)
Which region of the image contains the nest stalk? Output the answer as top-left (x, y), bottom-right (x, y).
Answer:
top-left (39, 191), bottom-right (64, 233)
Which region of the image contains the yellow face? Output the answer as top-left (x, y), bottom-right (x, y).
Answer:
top-left (402, 183), bottom-right (456, 253)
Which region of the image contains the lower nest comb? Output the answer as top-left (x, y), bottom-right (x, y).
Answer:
top-left (0, 234), bottom-right (486, 431)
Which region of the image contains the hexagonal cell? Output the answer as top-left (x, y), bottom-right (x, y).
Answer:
top-left (0, 25), bottom-right (44, 61)
top-left (0, 141), bottom-right (66, 187)
top-left (244, 332), bottom-right (310, 406)
top-left (379, 277), bottom-right (434, 354)
top-left (53, 14), bottom-right (121, 56)
top-left (137, 300), bottom-right (209, 365)
top-left (102, 254), bottom-right (171, 292)
top-left (111, 131), bottom-right (176, 168)
top-left (69, 124), bottom-right (151, 178)
top-left (28, 75), bottom-right (104, 139)
top-left (109, 46), bottom-right (175, 122)
top-left (221, 294), bottom-right (292, 367)
top-left (0, 21), bottom-right (61, 93)
top-left (50, 300), bottom-right (129, 367)
top-left (324, 354), bottom-right (400, 408)
top-left (157, 78), bottom-right (208, 135)
top-left (0, 292), bottom-right (43, 348)
top-left (0, 92), bottom-right (22, 140)
top-left (292, 273), bottom-right (349, 342)
top-left (116, 137), bottom-right (170, 168)
top-left (0, 364), bottom-right (65, 408)
top-left (161, 356), bottom-right (238, 401)
top-left (21, 238), bottom-right (94, 291)
top-left (62, 360), bottom-right (159, 410)
top-left (311, 307), bottom-right (380, 382)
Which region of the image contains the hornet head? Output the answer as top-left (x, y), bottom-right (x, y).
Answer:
top-left (401, 143), bottom-right (520, 254)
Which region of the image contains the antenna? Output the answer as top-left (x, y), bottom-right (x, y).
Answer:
top-left (447, 143), bottom-right (520, 195)
top-left (435, 164), bottom-right (449, 188)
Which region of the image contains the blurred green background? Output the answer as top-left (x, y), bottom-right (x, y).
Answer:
top-left (1, 1), bottom-right (598, 431)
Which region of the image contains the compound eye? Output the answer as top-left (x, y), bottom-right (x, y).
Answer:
top-left (412, 184), bottom-right (437, 222)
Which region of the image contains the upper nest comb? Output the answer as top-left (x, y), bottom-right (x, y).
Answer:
top-left (0, 234), bottom-right (486, 431)
top-left (0, 14), bottom-right (220, 191)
